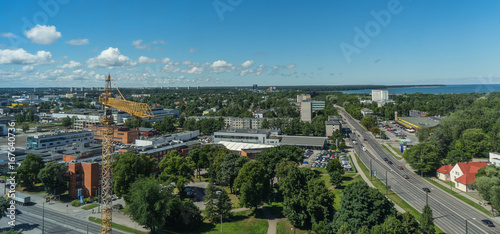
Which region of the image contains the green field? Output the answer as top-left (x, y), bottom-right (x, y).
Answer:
top-left (191, 209), bottom-right (268, 234)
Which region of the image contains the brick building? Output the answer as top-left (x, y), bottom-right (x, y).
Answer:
top-left (88, 125), bottom-right (139, 144)
top-left (63, 154), bottom-right (101, 198)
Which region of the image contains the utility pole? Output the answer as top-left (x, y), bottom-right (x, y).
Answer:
top-left (220, 212), bottom-right (223, 234)
top-left (426, 191), bottom-right (429, 206)
top-left (42, 202), bottom-right (45, 234)
top-left (465, 219), bottom-right (468, 234)
top-left (386, 171), bottom-right (388, 195)
top-left (370, 160), bottom-right (372, 181)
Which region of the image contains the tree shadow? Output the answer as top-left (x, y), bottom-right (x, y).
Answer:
top-left (1, 223), bottom-right (40, 232)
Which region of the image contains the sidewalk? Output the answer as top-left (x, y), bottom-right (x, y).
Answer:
top-left (431, 177), bottom-right (499, 219)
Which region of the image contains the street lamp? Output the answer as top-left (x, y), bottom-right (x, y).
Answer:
top-left (291, 227), bottom-right (296, 234)
top-left (465, 218), bottom-right (476, 234)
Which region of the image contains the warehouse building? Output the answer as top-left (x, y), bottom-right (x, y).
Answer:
top-left (26, 131), bottom-right (94, 150)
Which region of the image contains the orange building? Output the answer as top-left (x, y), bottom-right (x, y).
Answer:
top-left (64, 154), bottom-right (101, 198)
top-left (88, 125), bottom-right (139, 144)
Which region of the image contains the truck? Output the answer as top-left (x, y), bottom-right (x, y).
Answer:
top-left (11, 193), bottom-right (31, 206)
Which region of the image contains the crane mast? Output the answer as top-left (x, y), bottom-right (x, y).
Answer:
top-left (98, 74), bottom-right (154, 233)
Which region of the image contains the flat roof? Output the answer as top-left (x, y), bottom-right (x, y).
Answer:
top-left (216, 129), bottom-right (270, 135)
top-left (398, 117), bottom-right (441, 128)
top-left (218, 141), bottom-right (275, 152)
top-left (280, 136), bottom-right (327, 147)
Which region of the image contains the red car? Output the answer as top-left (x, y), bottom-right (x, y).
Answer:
top-left (398, 166), bottom-right (403, 170)
top-left (0, 179), bottom-right (4, 183)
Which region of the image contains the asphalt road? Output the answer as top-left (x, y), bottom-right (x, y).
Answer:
top-left (9, 205), bottom-right (128, 234)
top-left (338, 107), bottom-right (499, 234)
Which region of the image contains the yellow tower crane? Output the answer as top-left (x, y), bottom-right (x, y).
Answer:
top-left (98, 74), bottom-right (154, 233)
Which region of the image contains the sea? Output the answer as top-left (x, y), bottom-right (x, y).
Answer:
top-left (341, 84), bottom-right (500, 94)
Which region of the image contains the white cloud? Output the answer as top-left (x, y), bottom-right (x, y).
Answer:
top-left (58, 60), bottom-right (82, 69)
top-left (132, 39), bottom-right (147, 49)
top-left (162, 63), bottom-right (180, 73)
top-left (210, 60), bottom-right (232, 73)
top-left (273, 65), bottom-right (280, 70)
top-left (161, 58), bottom-right (171, 63)
top-left (152, 40), bottom-right (165, 44)
top-left (2, 33), bottom-right (16, 38)
top-left (22, 65), bottom-right (34, 72)
top-left (241, 60), bottom-right (255, 68)
top-left (285, 64), bottom-right (296, 69)
top-left (87, 47), bottom-right (136, 68)
top-left (138, 56), bottom-right (158, 64)
top-left (66, 39), bottom-right (89, 45)
top-left (256, 65), bottom-right (266, 75)
top-left (182, 67), bottom-right (204, 74)
top-left (239, 69), bottom-right (252, 76)
top-left (24, 25), bottom-right (61, 44)
top-left (0, 48), bottom-right (53, 65)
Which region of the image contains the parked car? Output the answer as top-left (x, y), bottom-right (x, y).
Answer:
top-left (403, 175), bottom-right (409, 179)
top-left (482, 219), bottom-right (495, 227)
top-left (0, 179), bottom-right (5, 183)
top-left (387, 161), bottom-right (393, 165)
top-left (422, 187), bottom-right (431, 193)
top-left (383, 158), bottom-right (388, 161)
top-left (112, 204), bottom-right (123, 210)
top-left (398, 166), bottom-right (403, 170)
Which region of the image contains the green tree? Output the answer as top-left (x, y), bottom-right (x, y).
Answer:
top-left (307, 178), bottom-right (335, 225)
top-left (330, 171), bottom-right (343, 188)
top-left (16, 153), bottom-right (44, 189)
top-left (0, 196), bottom-right (9, 221)
top-left (127, 177), bottom-right (174, 233)
top-left (22, 123), bottom-right (29, 132)
top-left (163, 197), bottom-right (202, 231)
top-left (420, 205), bottom-right (435, 234)
top-left (159, 152), bottom-right (195, 197)
top-left (357, 225), bottom-right (370, 234)
top-left (61, 116), bottom-right (72, 127)
top-left (453, 128), bottom-right (490, 161)
top-left (416, 127), bottom-right (431, 142)
top-left (38, 161), bottom-right (67, 194)
top-left (220, 153), bottom-right (249, 193)
top-left (256, 145), bottom-right (304, 185)
top-left (113, 151), bottom-right (155, 197)
top-left (403, 142), bottom-right (441, 174)
top-left (361, 115), bottom-right (377, 130)
top-left (382, 215), bottom-right (404, 234)
top-left (337, 222), bottom-right (353, 234)
top-left (275, 160), bottom-right (297, 183)
top-left (204, 182), bottom-right (232, 223)
top-left (326, 159), bottom-right (345, 174)
top-left (398, 212), bottom-right (420, 234)
top-left (233, 161), bottom-right (270, 209)
top-left (332, 181), bottom-right (395, 232)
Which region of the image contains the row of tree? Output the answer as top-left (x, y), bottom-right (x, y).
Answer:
top-left (15, 154), bottom-right (67, 195)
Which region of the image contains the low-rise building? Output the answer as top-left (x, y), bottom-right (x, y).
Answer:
top-left (490, 152), bottom-right (500, 167)
top-left (214, 129), bottom-right (281, 145)
top-left (137, 127), bottom-right (159, 137)
top-left (64, 154), bottom-right (101, 198)
top-left (436, 165), bottom-right (454, 181)
top-left (449, 162), bottom-right (488, 192)
top-left (325, 115), bottom-right (342, 137)
top-left (360, 108), bottom-right (374, 117)
top-left (26, 131), bottom-right (94, 150)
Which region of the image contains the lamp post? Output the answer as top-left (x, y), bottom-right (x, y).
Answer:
top-left (465, 218), bottom-right (476, 234)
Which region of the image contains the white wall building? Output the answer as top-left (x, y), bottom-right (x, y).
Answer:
top-left (372, 90), bottom-right (389, 102)
top-left (490, 152), bottom-right (500, 167)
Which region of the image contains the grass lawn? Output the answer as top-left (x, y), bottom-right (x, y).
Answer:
top-left (313, 167), bottom-right (328, 174)
top-left (264, 202), bottom-right (284, 218)
top-left (387, 143), bottom-right (404, 157)
top-left (16, 183), bottom-right (45, 194)
top-left (222, 186), bottom-right (242, 209)
top-left (276, 220), bottom-right (310, 234)
top-left (354, 153), bottom-right (445, 234)
top-left (190, 209), bottom-right (268, 234)
top-left (423, 177), bottom-right (492, 217)
top-left (82, 203), bottom-right (99, 210)
top-left (382, 144), bottom-right (402, 160)
top-left (88, 217), bottom-right (149, 234)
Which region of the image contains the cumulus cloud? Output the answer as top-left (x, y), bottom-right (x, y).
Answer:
top-left (285, 64), bottom-right (296, 69)
top-left (255, 65), bottom-right (266, 75)
top-left (24, 25), bottom-right (61, 44)
top-left (182, 67), bottom-right (204, 74)
top-left (239, 69), bottom-right (252, 76)
top-left (241, 60), bottom-right (254, 68)
top-left (210, 60), bottom-right (232, 73)
top-left (58, 60), bottom-right (82, 69)
top-left (161, 58), bottom-right (171, 63)
top-left (2, 33), bottom-right (16, 38)
top-left (87, 47), bottom-right (136, 68)
top-left (138, 56), bottom-right (159, 64)
top-left (22, 65), bottom-right (34, 72)
top-left (66, 39), bottom-right (89, 45)
top-left (0, 48), bottom-right (53, 65)
top-left (162, 63), bottom-right (180, 73)
top-left (239, 64), bottom-right (266, 76)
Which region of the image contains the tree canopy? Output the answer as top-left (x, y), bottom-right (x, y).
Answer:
top-left (38, 161), bottom-right (67, 194)
top-left (113, 151), bottom-right (155, 197)
top-left (233, 161), bottom-right (270, 209)
top-left (16, 153), bottom-right (44, 189)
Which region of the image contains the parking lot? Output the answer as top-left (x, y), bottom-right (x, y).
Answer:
top-left (302, 149), bottom-right (353, 172)
top-left (378, 121), bottom-right (419, 153)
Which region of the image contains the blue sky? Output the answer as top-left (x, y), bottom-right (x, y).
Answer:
top-left (1, 0), bottom-right (500, 87)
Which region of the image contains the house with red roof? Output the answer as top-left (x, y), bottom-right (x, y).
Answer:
top-left (449, 162), bottom-right (488, 192)
top-left (436, 165), bottom-right (453, 181)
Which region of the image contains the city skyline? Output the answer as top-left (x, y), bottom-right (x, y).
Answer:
top-left (1, 1), bottom-right (500, 87)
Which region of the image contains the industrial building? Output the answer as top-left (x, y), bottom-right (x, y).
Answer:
top-left (214, 129), bottom-right (281, 145)
top-left (52, 108), bottom-right (179, 124)
top-left (120, 142), bottom-right (188, 173)
top-left (279, 136), bottom-right (328, 149)
top-left (26, 131), bottom-right (94, 150)
top-left (134, 130), bottom-right (200, 146)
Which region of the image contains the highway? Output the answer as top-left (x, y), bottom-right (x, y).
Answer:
top-left (11, 205), bottom-right (128, 234)
top-left (338, 107), bottom-right (499, 234)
